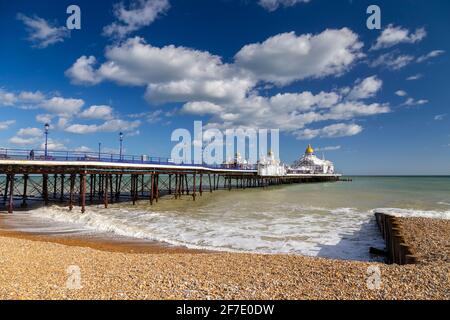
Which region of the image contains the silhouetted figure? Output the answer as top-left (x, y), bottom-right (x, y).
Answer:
top-left (29, 149), bottom-right (35, 160)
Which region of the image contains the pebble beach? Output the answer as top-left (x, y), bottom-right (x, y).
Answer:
top-left (0, 216), bottom-right (449, 300)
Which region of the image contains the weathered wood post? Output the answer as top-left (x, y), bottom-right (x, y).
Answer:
top-left (168, 174), bottom-right (172, 195)
top-left (199, 173), bottom-right (203, 196)
top-left (3, 174), bottom-right (10, 203)
top-left (208, 174), bottom-right (212, 193)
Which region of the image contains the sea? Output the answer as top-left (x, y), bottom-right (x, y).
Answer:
top-left (2, 176), bottom-right (449, 261)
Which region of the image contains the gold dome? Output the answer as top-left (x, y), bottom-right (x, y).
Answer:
top-left (305, 144), bottom-right (314, 154)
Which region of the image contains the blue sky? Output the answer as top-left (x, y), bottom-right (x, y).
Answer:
top-left (0, 0), bottom-right (449, 174)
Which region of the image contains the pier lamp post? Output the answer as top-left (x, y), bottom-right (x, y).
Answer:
top-left (119, 132), bottom-right (123, 160)
top-left (44, 123), bottom-right (50, 159)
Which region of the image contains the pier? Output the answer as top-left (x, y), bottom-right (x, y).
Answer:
top-left (0, 148), bottom-right (340, 213)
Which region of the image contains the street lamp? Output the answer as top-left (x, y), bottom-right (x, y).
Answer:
top-left (44, 123), bottom-right (50, 159)
top-left (119, 132), bottom-right (123, 160)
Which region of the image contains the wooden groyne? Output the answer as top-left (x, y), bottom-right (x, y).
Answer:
top-left (374, 212), bottom-right (418, 265)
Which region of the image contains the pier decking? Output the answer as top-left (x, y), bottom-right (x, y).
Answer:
top-left (0, 149), bottom-right (340, 213)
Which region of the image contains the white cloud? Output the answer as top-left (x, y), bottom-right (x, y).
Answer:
top-left (258, 0), bottom-right (310, 11)
top-left (294, 123), bottom-right (363, 140)
top-left (65, 119), bottom-right (140, 134)
top-left (9, 126), bottom-right (43, 146)
top-left (406, 74), bottom-right (423, 81)
top-left (17, 13), bottom-right (69, 48)
top-left (346, 76), bottom-right (382, 100)
top-left (372, 24), bottom-right (426, 50)
top-left (40, 139), bottom-right (66, 151)
top-left (371, 52), bottom-right (414, 70)
top-left (74, 146), bottom-right (93, 152)
top-left (41, 97), bottom-right (85, 115)
top-left (417, 50), bottom-right (445, 63)
top-left (0, 89), bottom-right (17, 106)
top-left (65, 56), bottom-right (102, 85)
top-left (79, 105), bottom-right (114, 120)
top-left (18, 91), bottom-right (45, 103)
top-left (434, 114), bottom-right (446, 121)
top-left (235, 28), bottom-right (363, 85)
top-left (395, 90), bottom-right (407, 97)
top-left (103, 0), bottom-right (170, 39)
top-left (182, 101), bottom-right (223, 115)
top-left (315, 145), bottom-right (341, 151)
top-left (403, 98), bottom-right (428, 106)
top-left (0, 120), bottom-right (15, 131)
top-left (36, 114), bottom-right (54, 123)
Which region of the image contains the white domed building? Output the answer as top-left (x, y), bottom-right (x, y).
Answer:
top-left (257, 151), bottom-right (286, 176)
top-left (289, 145), bottom-right (335, 174)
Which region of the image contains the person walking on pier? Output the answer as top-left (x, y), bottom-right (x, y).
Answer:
top-left (29, 149), bottom-right (35, 160)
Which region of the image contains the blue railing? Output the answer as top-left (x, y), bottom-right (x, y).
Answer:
top-left (0, 148), bottom-right (257, 171)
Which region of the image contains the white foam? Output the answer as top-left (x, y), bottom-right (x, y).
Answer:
top-left (24, 204), bottom-right (385, 261)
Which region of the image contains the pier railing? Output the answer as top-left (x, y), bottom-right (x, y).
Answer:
top-left (0, 148), bottom-right (257, 171)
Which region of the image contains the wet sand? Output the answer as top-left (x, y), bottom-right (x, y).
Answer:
top-left (0, 215), bottom-right (449, 299)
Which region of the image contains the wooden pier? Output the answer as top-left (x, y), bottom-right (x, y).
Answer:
top-left (0, 152), bottom-right (341, 213)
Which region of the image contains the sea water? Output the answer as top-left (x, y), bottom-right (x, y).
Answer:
top-left (2, 176), bottom-right (450, 261)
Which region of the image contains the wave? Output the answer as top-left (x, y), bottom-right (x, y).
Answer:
top-left (23, 204), bottom-right (386, 261)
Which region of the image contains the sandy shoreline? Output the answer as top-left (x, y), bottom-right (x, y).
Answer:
top-left (0, 215), bottom-right (449, 299)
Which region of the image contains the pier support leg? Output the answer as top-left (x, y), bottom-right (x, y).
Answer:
top-left (192, 173), bottom-right (196, 201)
top-left (80, 173), bottom-right (86, 213)
top-left (155, 174), bottom-right (159, 202)
top-left (168, 174), bottom-right (172, 195)
top-left (3, 174), bottom-right (10, 203)
top-left (21, 174), bottom-right (28, 208)
top-left (69, 174), bottom-right (75, 211)
top-left (8, 174), bottom-right (14, 214)
top-left (150, 174), bottom-right (154, 205)
top-left (208, 174), bottom-right (212, 193)
top-left (43, 174), bottom-right (49, 206)
top-left (53, 174), bottom-right (58, 199)
top-left (104, 174), bottom-right (109, 208)
top-left (199, 174), bottom-right (203, 196)
top-left (59, 174), bottom-right (64, 202)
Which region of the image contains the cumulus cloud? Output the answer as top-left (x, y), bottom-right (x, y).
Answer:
top-left (65, 119), bottom-right (141, 134)
top-left (294, 123), bottom-right (363, 140)
top-left (395, 90), bottom-right (407, 97)
top-left (41, 97), bottom-right (85, 115)
top-left (103, 0), bottom-right (170, 39)
top-left (65, 29), bottom-right (390, 140)
top-left (346, 76), bottom-right (382, 100)
top-left (79, 105), bottom-right (114, 120)
top-left (9, 127), bottom-right (43, 146)
top-left (417, 50), bottom-right (445, 63)
top-left (65, 56), bottom-right (102, 85)
top-left (0, 89), bottom-right (17, 106)
top-left (36, 114), bottom-right (54, 124)
top-left (17, 13), bottom-right (69, 48)
top-left (258, 0), bottom-right (310, 11)
top-left (434, 114), bottom-right (446, 121)
top-left (372, 24), bottom-right (426, 50)
top-left (235, 28), bottom-right (363, 85)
